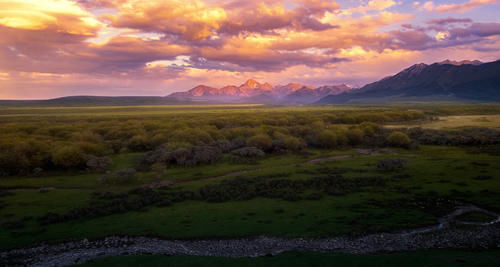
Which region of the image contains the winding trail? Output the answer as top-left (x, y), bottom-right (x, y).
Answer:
top-left (1, 205), bottom-right (499, 266)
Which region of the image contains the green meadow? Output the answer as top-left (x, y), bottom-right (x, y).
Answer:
top-left (0, 104), bottom-right (498, 264)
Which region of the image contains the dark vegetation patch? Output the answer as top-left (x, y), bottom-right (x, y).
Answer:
top-left (392, 174), bottom-right (411, 179)
top-left (38, 174), bottom-right (386, 225)
top-left (467, 144), bottom-right (500, 156)
top-left (470, 161), bottom-right (490, 167)
top-left (407, 127), bottom-right (500, 146)
top-left (376, 158), bottom-right (408, 172)
top-left (0, 189), bottom-right (14, 197)
top-left (473, 175), bottom-right (493, 181)
top-left (455, 211), bottom-right (497, 223)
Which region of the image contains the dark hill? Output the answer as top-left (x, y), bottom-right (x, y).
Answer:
top-left (317, 59), bottom-right (500, 104)
top-left (0, 96), bottom-right (205, 107)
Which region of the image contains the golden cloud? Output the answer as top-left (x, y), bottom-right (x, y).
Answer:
top-left (1, 0), bottom-right (499, 98)
top-left (103, 0), bottom-right (227, 41)
top-left (0, 0), bottom-right (102, 35)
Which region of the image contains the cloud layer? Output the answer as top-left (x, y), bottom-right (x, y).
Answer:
top-left (0, 0), bottom-right (499, 98)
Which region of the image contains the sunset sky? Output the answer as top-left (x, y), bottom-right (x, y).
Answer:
top-left (1, 0), bottom-right (500, 99)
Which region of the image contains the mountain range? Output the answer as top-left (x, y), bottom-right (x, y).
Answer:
top-left (2, 59), bottom-right (498, 106)
top-left (317, 59), bottom-right (500, 104)
top-left (168, 79), bottom-right (351, 104)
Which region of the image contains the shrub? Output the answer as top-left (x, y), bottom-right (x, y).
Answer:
top-left (151, 133), bottom-right (169, 147)
top-left (387, 131), bottom-right (411, 148)
top-left (86, 155), bottom-right (113, 172)
top-left (191, 146), bottom-right (223, 165)
top-left (51, 145), bottom-right (87, 169)
top-left (99, 168), bottom-right (137, 185)
top-left (317, 130), bottom-right (337, 148)
top-left (376, 158), bottom-right (407, 171)
top-left (473, 175), bottom-right (492, 180)
top-left (72, 131), bottom-right (102, 143)
top-left (127, 135), bottom-right (151, 152)
top-left (75, 141), bottom-right (106, 156)
top-left (282, 135), bottom-right (305, 152)
top-left (212, 140), bottom-right (232, 153)
top-left (139, 145), bottom-right (222, 168)
top-left (271, 139), bottom-right (286, 153)
top-left (360, 122), bottom-right (381, 136)
top-left (346, 128), bottom-right (364, 146)
top-left (230, 147), bottom-right (265, 163)
top-left (151, 162), bottom-right (167, 174)
top-left (335, 131), bottom-right (349, 147)
top-left (170, 128), bottom-right (213, 145)
top-left (247, 134), bottom-right (273, 151)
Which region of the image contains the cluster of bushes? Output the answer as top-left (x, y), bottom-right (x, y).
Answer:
top-left (0, 108), bottom-right (433, 176)
top-left (199, 174), bottom-right (386, 202)
top-left (138, 144), bottom-right (224, 169)
top-left (39, 188), bottom-right (165, 225)
top-left (407, 127), bottom-right (500, 146)
top-left (0, 122), bottom-right (416, 175)
top-left (38, 173), bottom-right (386, 225)
top-left (86, 156), bottom-right (113, 172)
top-left (0, 138), bottom-right (113, 176)
top-left (98, 168), bottom-right (137, 185)
top-left (376, 158), bottom-right (408, 171)
top-left (229, 147), bottom-right (265, 163)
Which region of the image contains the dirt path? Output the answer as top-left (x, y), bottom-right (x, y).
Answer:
top-left (1, 205), bottom-right (498, 266)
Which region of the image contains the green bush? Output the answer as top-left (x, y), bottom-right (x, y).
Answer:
top-left (51, 145), bottom-right (87, 169)
top-left (247, 134), bottom-right (273, 151)
top-left (346, 128), bottom-right (364, 146)
top-left (127, 135), bottom-right (151, 152)
top-left (360, 122), bottom-right (381, 136)
top-left (387, 131), bottom-right (411, 148)
top-left (282, 135), bottom-right (304, 151)
top-left (317, 130), bottom-right (337, 148)
top-left (99, 168), bottom-right (137, 185)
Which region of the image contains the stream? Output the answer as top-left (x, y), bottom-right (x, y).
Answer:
top-left (1, 205), bottom-right (498, 266)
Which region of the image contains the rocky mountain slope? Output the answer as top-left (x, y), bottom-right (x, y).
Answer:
top-left (317, 59), bottom-right (500, 104)
top-left (168, 79), bottom-right (351, 104)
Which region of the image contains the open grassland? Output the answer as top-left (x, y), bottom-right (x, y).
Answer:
top-left (0, 104), bottom-right (499, 264)
top-left (0, 146), bottom-right (499, 250)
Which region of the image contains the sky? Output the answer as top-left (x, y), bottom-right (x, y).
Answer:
top-left (0, 0), bottom-right (500, 99)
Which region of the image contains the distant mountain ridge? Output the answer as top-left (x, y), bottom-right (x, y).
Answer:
top-left (168, 79), bottom-right (351, 104)
top-left (3, 59), bottom-right (497, 106)
top-left (0, 96), bottom-right (205, 107)
top-left (317, 59), bottom-right (500, 104)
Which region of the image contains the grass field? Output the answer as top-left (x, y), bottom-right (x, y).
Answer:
top-left (1, 145), bottom-right (498, 250)
top-left (0, 104), bottom-right (499, 264)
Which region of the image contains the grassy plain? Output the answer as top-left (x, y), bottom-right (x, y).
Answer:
top-left (1, 145), bottom-right (499, 250)
top-left (0, 104), bottom-right (499, 264)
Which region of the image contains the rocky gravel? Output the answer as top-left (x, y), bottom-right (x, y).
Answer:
top-left (1, 205), bottom-right (499, 266)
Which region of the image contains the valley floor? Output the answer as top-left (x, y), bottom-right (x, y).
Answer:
top-left (0, 104), bottom-right (499, 265)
